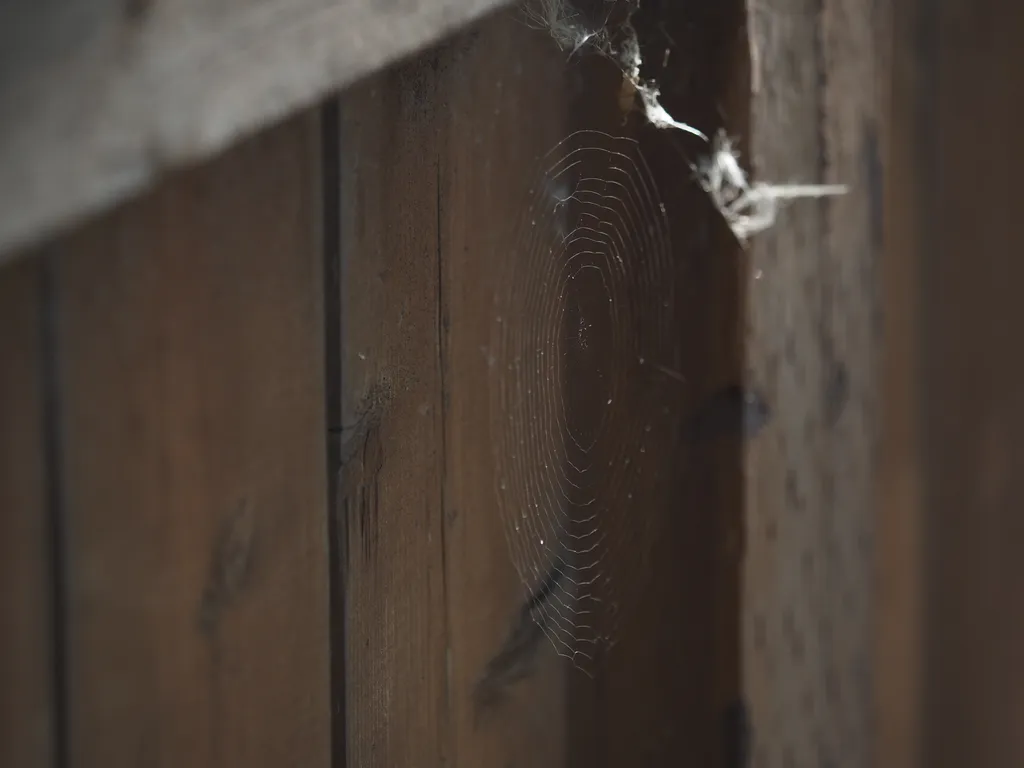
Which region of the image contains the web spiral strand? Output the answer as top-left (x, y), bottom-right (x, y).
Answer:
top-left (489, 129), bottom-right (680, 672)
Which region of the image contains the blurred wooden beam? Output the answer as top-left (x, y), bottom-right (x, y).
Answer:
top-left (890, 1), bottom-right (1024, 767)
top-left (744, 1), bottom-right (885, 766)
top-left (0, 0), bottom-right (511, 263)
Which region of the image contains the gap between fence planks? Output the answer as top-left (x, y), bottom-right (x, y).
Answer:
top-left (0, 260), bottom-right (53, 768)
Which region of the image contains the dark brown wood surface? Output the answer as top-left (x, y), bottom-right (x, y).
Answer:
top-left (0, 259), bottom-right (53, 768)
top-left (336, 9), bottom-right (570, 766)
top-left (890, 2), bottom-right (1024, 767)
top-left (437, 16), bottom-right (571, 768)
top-left (563, 2), bottom-right (750, 766)
top-left (47, 112), bottom-right (331, 768)
top-left (880, 1), bottom-right (919, 765)
top-left (336, 51), bottom-right (451, 768)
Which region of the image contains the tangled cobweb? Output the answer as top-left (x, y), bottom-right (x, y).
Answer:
top-left (523, 0), bottom-right (610, 54)
top-left (520, 0), bottom-right (848, 242)
top-left (488, 129), bottom-right (684, 673)
top-left (524, 0), bottom-right (705, 140)
top-left (695, 130), bottom-right (848, 242)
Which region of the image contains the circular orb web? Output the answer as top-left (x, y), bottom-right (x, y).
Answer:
top-left (488, 129), bottom-right (682, 673)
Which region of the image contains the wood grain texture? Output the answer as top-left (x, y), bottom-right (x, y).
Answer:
top-left (438, 14), bottom-right (568, 767)
top-left (336, 10), bottom-right (569, 766)
top-left (562, 2), bottom-right (751, 766)
top-left (891, 2), bottom-right (1024, 766)
top-left (51, 112), bottom-right (330, 768)
top-left (0, 0), bottom-right (512, 262)
top-left (0, 259), bottom-right (53, 768)
top-left (743, 0), bottom-right (882, 766)
top-left (336, 58), bottom-right (450, 768)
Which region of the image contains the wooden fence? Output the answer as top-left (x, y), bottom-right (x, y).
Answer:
top-left (1, 1), bottom-right (1023, 767)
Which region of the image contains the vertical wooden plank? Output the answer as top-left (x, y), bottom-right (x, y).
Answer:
top-left (878, 2), bottom-right (921, 766)
top-left (744, 0), bottom-right (882, 766)
top-left (53, 112), bottom-right (330, 768)
top-left (337, 57), bottom-right (450, 768)
top-left (338, 9), bottom-right (571, 765)
top-left (0, 259), bottom-right (53, 768)
top-left (892, 2), bottom-right (1024, 767)
top-left (562, 2), bottom-right (750, 766)
top-left (439, 13), bottom-right (569, 767)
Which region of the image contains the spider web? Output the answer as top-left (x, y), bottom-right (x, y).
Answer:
top-left (488, 129), bottom-right (682, 673)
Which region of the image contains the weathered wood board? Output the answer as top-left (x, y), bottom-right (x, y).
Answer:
top-left (437, 15), bottom-right (570, 768)
top-left (0, 259), bottom-right (54, 768)
top-left (890, 2), bottom-right (1024, 767)
top-left (0, 0), bottom-right (512, 262)
top-left (48, 111), bottom-right (331, 768)
top-left (744, 0), bottom-right (884, 766)
top-left (336, 53), bottom-right (451, 768)
top-left (561, 1), bottom-right (752, 765)
top-left (336, 8), bottom-right (569, 766)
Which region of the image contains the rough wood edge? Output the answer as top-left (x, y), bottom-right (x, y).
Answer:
top-left (0, 0), bottom-right (512, 263)
top-left (743, 0), bottom-right (882, 765)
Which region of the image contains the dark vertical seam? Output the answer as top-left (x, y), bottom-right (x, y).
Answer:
top-left (40, 251), bottom-right (69, 768)
top-left (813, 0), bottom-right (830, 183)
top-left (813, 4), bottom-right (842, 761)
top-left (813, 0), bottom-right (833, 331)
top-left (813, 0), bottom-right (833, 548)
top-left (321, 96), bottom-right (347, 768)
top-left (323, 105), bottom-right (343, 434)
top-left (914, 1), bottom-right (939, 763)
top-left (731, 3), bottom-right (754, 765)
top-left (433, 61), bottom-right (454, 762)
top-left (814, 0), bottom-right (835, 411)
